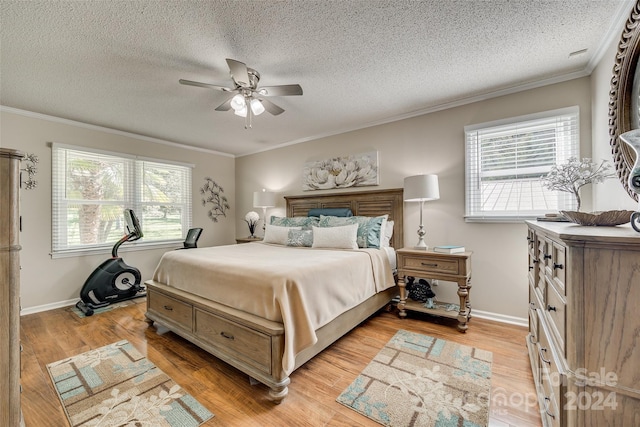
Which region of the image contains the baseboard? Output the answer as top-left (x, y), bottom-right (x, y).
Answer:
top-left (471, 309), bottom-right (528, 327)
top-left (22, 298), bottom-right (529, 328)
top-left (20, 299), bottom-right (78, 316)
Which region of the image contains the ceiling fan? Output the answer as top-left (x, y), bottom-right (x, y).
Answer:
top-left (179, 58), bottom-right (303, 128)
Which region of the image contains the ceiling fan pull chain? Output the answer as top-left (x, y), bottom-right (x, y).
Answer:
top-left (245, 97), bottom-right (252, 129)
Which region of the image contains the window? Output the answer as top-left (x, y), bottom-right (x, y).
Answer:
top-left (52, 144), bottom-right (192, 257)
top-left (465, 106), bottom-right (579, 222)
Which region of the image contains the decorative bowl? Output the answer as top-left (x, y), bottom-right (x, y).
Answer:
top-left (560, 210), bottom-right (635, 226)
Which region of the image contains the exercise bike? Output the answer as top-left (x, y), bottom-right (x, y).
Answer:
top-left (75, 209), bottom-right (146, 316)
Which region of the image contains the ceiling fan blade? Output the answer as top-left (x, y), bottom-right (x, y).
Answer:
top-left (258, 84), bottom-right (303, 97)
top-left (259, 98), bottom-right (285, 116)
top-left (214, 91), bottom-right (239, 111)
top-left (179, 79), bottom-right (231, 91)
top-left (226, 58), bottom-right (250, 87)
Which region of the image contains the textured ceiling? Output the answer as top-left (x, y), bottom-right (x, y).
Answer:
top-left (0, 1), bottom-right (633, 156)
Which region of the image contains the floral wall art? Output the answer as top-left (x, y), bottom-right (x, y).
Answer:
top-left (302, 151), bottom-right (379, 191)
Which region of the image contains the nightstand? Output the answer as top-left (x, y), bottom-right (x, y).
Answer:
top-left (396, 248), bottom-right (473, 332)
top-left (236, 237), bottom-right (263, 244)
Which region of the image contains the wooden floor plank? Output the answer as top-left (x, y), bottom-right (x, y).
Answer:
top-left (20, 299), bottom-right (541, 426)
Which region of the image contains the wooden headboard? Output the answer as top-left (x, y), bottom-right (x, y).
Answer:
top-left (284, 188), bottom-right (404, 249)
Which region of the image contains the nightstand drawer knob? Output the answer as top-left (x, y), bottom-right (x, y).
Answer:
top-left (421, 262), bottom-right (438, 267)
top-left (163, 305), bottom-right (173, 311)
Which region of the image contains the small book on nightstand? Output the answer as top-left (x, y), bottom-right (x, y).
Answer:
top-left (433, 245), bottom-right (465, 254)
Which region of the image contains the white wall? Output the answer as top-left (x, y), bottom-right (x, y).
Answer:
top-left (235, 77), bottom-right (593, 322)
top-left (1, 109), bottom-right (236, 311)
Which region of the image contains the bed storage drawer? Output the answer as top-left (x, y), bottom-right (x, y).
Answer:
top-left (194, 308), bottom-right (272, 374)
top-left (148, 292), bottom-right (193, 330)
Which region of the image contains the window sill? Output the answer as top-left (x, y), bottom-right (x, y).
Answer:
top-left (50, 240), bottom-right (182, 259)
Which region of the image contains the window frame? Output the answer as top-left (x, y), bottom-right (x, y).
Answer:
top-left (464, 106), bottom-right (580, 223)
top-left (51, 143), bottom-right (193, 258)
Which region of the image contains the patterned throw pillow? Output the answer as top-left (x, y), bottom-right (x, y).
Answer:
top-left (263, 224), bottom-right (302, 245)
top-left (286, 229), bottom-right (314, 247)
top-left (270, 216), bottom-right (319, 230)
top-left (318, 214), bottom-right (388, 248)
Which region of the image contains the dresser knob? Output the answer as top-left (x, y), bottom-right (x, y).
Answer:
top-left (547, 305), bottom-right (557, 312)
top-left (539, 347), bottom-right (552, 365)
top-left (543, 397), bottom-right (556, 419)
top-left (220, 331), bottom-right (235, 340)
top-left (544, 254), bottom-right (552, 260)
top-left (163, 305), bottom-right (173, 311)
top-left (553, 263), bottom-right (563, 270)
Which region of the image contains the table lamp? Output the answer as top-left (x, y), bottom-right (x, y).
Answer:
top-left (253, 189), bottom-right (276, 233)
top-left (404, 174), bottom-right (440, 250)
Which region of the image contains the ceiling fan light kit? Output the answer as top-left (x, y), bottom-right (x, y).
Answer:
top-left (180, 58), bottom-right (302, 129)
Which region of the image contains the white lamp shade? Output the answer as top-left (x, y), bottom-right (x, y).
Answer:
top-left (250, 98), bottom-right (265, 116)
top-left (404, 174), bottom-right (440, 202)
top-left (230, 94), bottom-right (245, 111)
top-left (253, 189), bottom-right (276, 208)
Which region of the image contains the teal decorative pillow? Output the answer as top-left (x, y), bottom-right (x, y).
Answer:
top-left (318, 214), bottom-right (387, 248)
top-left (286, 229), bottom-right (314, 247)
top-left (307, 208), bottom-right (353, 217)
top-left (270, 216), bottom-right (319, 230)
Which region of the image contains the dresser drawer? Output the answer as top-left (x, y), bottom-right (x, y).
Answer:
top-left (194, 308), bottom-right (272, 374)
top-left (148, 292), bottom-right (193, 330)
top-left (400, 255), bottom-right (460, 275)
top-left (545, 281), bottom-right (566, 354)
top-left (540, 365), bottom-right (561, 427)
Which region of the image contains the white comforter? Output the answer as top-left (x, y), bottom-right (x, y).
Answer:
top-left (152, 242), bottom-right (396, 375)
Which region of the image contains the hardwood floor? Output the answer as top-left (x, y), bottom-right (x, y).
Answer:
top-left (20, 299), bottom-right (542, 426)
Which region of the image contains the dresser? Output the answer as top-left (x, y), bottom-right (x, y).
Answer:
top-left (526, 220), bottom-right (640, 426)
top-left (0, 148), bottom-right (23, 427)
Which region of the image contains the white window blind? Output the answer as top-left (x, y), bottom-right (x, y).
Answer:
top-left (52, 144), bottom-right (193, 257)
top-left (465, 106), bottom-right (579, 222)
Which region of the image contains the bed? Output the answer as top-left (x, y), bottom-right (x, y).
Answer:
top-left (144, 188), bottom-right (403, 403)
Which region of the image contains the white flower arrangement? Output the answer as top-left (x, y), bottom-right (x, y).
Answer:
top-left (244, 211), bottom-right (260, 237)
top-left (541, 157), bottom-right (615, 212)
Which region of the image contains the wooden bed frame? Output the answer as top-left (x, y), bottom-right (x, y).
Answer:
top-left (144, 188), bottom-right (403, 403)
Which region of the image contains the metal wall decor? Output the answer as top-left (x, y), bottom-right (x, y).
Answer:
top-left (21, 153), bottom-right (39, 189)
top-left (200, 177), bottom-right (230, 222)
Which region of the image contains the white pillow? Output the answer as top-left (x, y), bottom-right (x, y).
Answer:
top-left (311, 224), bottom-right (358, 249)
top-left (381, 220), bottom-right (394, 247)
top-left (263, 224), bottom-right (301, 245)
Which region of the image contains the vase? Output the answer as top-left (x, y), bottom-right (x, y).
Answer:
top-left (619, 130), bottom-right (640, 232)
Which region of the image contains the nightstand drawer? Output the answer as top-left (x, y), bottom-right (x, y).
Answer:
top-left (148, 292), bottom-right (193, 330)
top-left (400, 256), bottom-right (460, 275)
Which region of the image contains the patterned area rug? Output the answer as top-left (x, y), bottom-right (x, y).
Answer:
top-left (47, 340), bottom-right (213, 426)
top-left (337, 330), bottom-right (492, 427)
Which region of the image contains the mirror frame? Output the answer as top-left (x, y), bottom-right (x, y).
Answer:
top-left (609, 0), bottom-right (640, 202)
